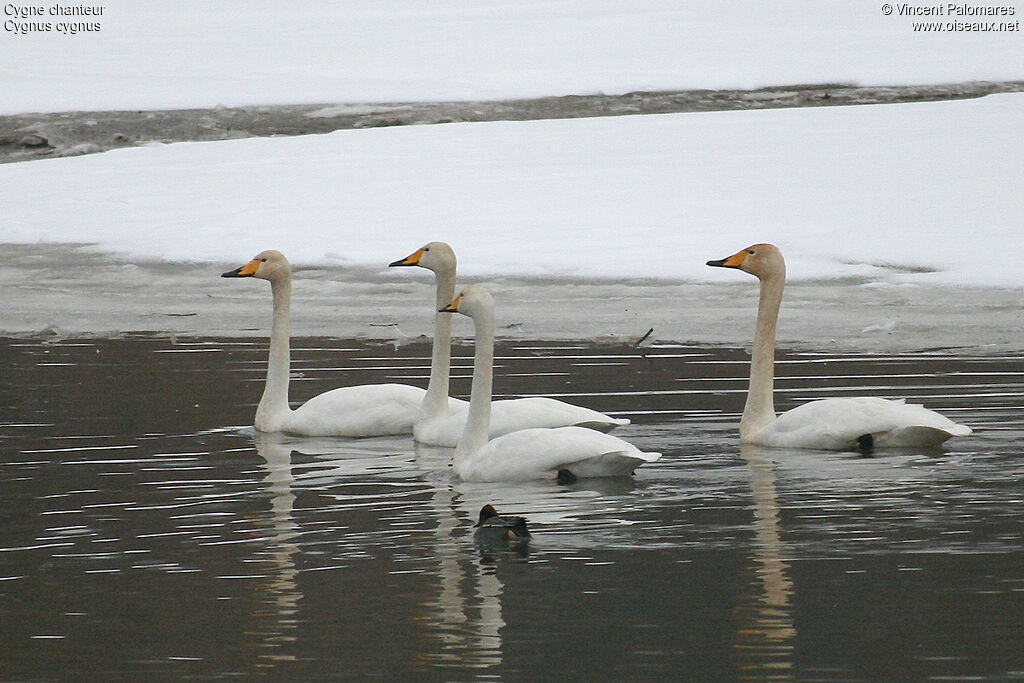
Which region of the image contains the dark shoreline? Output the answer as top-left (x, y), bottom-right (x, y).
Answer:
top-left (2, 80), bottom-right (1022, 163)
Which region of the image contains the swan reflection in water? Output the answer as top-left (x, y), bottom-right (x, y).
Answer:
top-left (248, 431), bottom-right (425, 669)
top-left (247, 433), bottom-right (800, 678)
top-left (245, 434), bottom-right (524, 673)
top-left (245, 432), bottom-right (646, 675)
top-left (734, 444), bottom-right (797, 681)
top-left (413, 442), bottom-right (525, 671)
top-left (249, 432), bottom-right (303, 668)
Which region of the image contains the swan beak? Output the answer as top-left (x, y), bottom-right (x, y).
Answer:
top-left (389, 248), bottom-right (424, 268)
top-left (439, 294), bottom-right (462, 313)
top-left (706, 251), bottom-right (747, 269)
top-left (222, 259), bottom-right (261, 278)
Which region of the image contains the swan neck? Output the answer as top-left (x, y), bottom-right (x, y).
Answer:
top-left (258, 276), bottom-right (293, 427)
top-left (455, 307), bottom-right (495, 463)
top-left (742, 272), bottom-right (783, 439)
top-left (422, 266), bottom-right (456, 416)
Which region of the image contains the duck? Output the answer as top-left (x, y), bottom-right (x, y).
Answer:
top-left (474, 504), bottom-right (531, 540)
top-left (438, 284), bottom-right (660, 481)
top-left (222, 250), bottom-right (425, 436)
top-left (389, 242), bottom-right (628, 446)
top-left (706, 243), bottom-right (971, 450)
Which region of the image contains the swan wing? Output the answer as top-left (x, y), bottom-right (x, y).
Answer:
top-left (287, 383), bottom-right (426, 437)
top-left (756, 397), bottom-right (971, 450)
top-left (882, 424), bottom-right (971, 448)
top-left (414, 396), bottom-right (628, 447)
top-left (490, 397), bottom-right (629, 434)
top-left (457, 426), bottom-right (660, 482)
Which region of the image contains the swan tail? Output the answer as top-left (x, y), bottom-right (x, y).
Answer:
top-left (877, 423), bottom-right (972, 448)
top-left (573, 417), bottom-right (630, 433)
top-left (563, 449), bottom-right (661, 478)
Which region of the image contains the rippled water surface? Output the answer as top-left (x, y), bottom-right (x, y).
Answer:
top-left (2, 336), bottom-right (1022, 681)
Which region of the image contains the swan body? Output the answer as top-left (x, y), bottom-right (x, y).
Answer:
top-left (223, 250), bottom-right (424, 437)
top-left (455, 425), bottom-right (659, 482)
top-left (257, 383), bottom-right (426, 437)
top-left (441, 285), bottom-right (660, 482)
top-left (707, 243), bottom-right (971, 450)
top-left (413, 396), bottom-right (628, 447)
top-left (389, 242), bottom-right (628, 447)
top-left (754, 396), bottom-right (970, 450)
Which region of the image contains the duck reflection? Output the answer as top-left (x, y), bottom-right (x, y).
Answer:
top-left (734, 444), bottom-right (796, 681)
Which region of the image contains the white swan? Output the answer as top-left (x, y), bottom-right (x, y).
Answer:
top-left (706, 243), bottom-right (971, 450)
top-left (389, 242), bottom-right (628, 447)
top-left (439, 284), bottom-right (660, 482)
top-left (222, 250), bottom-right (425, 436)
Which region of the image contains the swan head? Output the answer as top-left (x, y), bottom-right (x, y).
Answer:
top-left (389, 241), bottom-right (456, 274)
top-left (439, 284), bottom-right (492, 317)
top-left (222, 250), bottom-right (290, 281)
top-left (706, 243), bottom-right (785, 280)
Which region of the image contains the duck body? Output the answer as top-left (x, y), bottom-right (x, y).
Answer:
top-left (474, 504), bottom-right (531, 539)
top-left (442, 285), bottom-right (660, 482)
top-left (224, 250), bottom-right (425, 437)
top-left (707, 243), bottom-right (970, 451)
top-left (390, 242), bottom-right (628, 447)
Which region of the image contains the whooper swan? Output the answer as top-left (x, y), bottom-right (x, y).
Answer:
top-left (389, 242), bottom-right (628, 446)
top-left (706, 243), bottom-right (971, 450)
top-left (223, 250), bottom-right (424, 436)
top-left (439, 284), bottom-right (660, 481)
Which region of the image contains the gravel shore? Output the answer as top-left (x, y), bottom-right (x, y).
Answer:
top-left (3, 80), bottom-right (1022, 163)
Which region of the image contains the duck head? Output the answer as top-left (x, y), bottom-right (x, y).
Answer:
top-left (474, 504), bottom-right (500, 528)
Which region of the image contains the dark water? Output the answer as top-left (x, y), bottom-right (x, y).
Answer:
top-left (1, 336), bottom-right (1022, 681)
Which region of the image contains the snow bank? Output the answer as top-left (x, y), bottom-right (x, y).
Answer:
top-left (3, 93), bottom-right (1020, 286)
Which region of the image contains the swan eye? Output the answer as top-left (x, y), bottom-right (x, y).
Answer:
top-left (260, 258), bottom-right (267, 262)
top-left (423, 247), bottom-right (430, 252)
top-left (748, 250), bottom-right (756, 255)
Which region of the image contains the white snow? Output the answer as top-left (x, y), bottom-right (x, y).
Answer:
top-left (3, 93), bottom-right (1021, 287)
top-left (2, 0), bottom-right (1022, 115)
